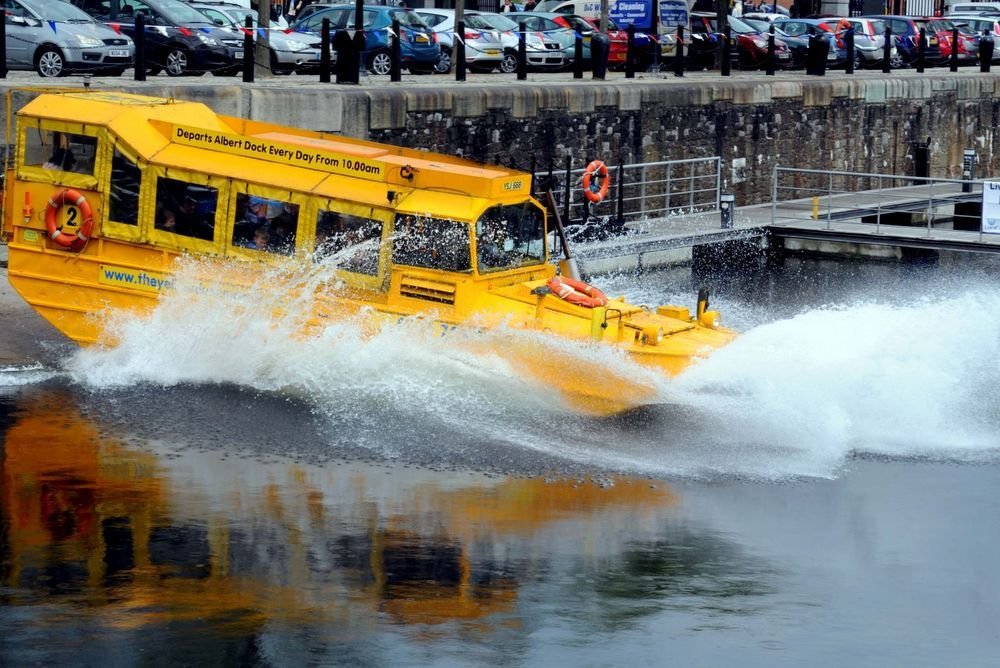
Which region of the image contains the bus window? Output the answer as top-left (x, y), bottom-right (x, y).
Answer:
top-left (475, 203), bottom-right (545, 273)
top-left (231, 193), bottom-right (299, 255)
top-left (108, 149), bottom-right (141, 226)
top-left (393, 216), bottom-right (471, 272)
top-left (315, 210), bottom-right (383, 276)
top-left (24, 129), bottom-right (97, 176)
top-left (154, 177), bottom-right (217, 242)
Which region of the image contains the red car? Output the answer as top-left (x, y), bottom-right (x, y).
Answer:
top-left (914, 17), bottom-right (977, 63)
top-left (552, 14), bottom-right (651, 68)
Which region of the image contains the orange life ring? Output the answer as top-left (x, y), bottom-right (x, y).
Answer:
top-left (45, 188), bottom-right (94, 251)
top-left (547, 275), bottom-right (608, 308)
top-left (582, 159), bottom-right (610, 204)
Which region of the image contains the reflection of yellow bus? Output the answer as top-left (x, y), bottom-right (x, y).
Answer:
top-left (2, 91), bottom-right (735, 415)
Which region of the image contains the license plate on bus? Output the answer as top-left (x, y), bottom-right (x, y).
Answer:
top-left (109, 49), bottom-right (129, 57)
top-left (235, 50), bottom-right (244, 59)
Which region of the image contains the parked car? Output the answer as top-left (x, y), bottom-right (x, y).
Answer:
top-left (840, 17), bottom-right (899, 70)
top-left (913, 17), bottom-right (978, 65)
top-left (863, 15), bottom-right (943, 66)
top-left (771, 18), bottom-right (848, 68)
top-left (466, 10), bottom-right (565, 72)
top-left (689, 13), bottom-right (791, 70)
top-left (413, 8), bottom-right (503, 74)
top-left (188, 1), bottom-right (325, 74)
top-left (4, 0), bottom-right (133, 77)
top-left (71, 0), bottom-right (241, 75)
top-left (950, 14), bottom-right (1000, 62)
top-left (515, 11), bottom-right (580, 68)
top-left (289, 4), bottom-right (439, 75)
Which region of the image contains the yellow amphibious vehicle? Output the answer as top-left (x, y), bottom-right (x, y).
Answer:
top-left (2, 91), bottom-right (734, 415)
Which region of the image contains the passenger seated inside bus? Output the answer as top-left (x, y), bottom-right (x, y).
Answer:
top-left (154, 178), bottom-right (217, 241)
top-left (43, 132), bottom-right (75, 171)
top-left (231, 194), bottom-right (298, 254)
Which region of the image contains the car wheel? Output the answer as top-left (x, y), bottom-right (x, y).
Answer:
top-left (35, 46), bottom-right (66, 78)
top-left (435, 47), bottom-right (452, 74)
top-left (853, 51), bottom-right (864, 70)
top-left (500, 49), bottom-right (517, 73)
top-left (165, 47), bottom-right (189, 77)
top-left (367, 49), bottom-right (392, 75)
top-left (889, 52), bottom-right (905, 69)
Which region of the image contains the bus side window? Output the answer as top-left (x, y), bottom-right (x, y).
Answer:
top-left (154, 176), bottom-right (217, 242)
top-left (231, 192), bottom-right (299, 255)
top-left (24, 129), bottom-right (97, 176)
top-left (108, 149), bottom-right (141, 226)
top-left (315, 209), bottom-right (383, 276)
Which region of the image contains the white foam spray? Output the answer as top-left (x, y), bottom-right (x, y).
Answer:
top-left (64, 255), bottom-right (1000, 479)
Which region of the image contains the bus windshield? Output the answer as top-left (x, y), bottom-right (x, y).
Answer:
top-left (475, 202), bottom-right (546, 273)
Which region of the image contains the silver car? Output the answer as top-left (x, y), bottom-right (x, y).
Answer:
top-left (467, 10), bottom-right (565, 72)
top-left (414, 8), bottom-right (503, 74)
top-left (6, 0), bottom-right (134, 77)
top-left (188, 2), bottom-right (326, 74)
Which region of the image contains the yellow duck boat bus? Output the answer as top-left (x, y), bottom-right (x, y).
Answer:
top-left (2, 91), bottom-right (735, 415)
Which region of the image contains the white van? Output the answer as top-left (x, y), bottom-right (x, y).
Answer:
top-left (947, 2), bottom-right (1000, 16)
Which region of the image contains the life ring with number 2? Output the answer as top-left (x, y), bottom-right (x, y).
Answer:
top-left (547, 275), bottom-right (609, 308)
top-left (45, 188), bottom-right (93, 251)
top-left (582, 159), bottom-right (610, 204)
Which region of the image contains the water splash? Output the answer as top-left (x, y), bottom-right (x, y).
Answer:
top-left (64, 256), bottom-right (1000, 479)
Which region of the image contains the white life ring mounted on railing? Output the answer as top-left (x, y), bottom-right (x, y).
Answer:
top-left (547, 275), bottom-right (608, 308)
top-left (582, 159), bottom-right (610, 204)
top-left (45, 188), bottom-right (94, 252)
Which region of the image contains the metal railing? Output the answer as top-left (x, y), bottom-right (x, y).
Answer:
top-left (771, 166), bottom-right (990, 241)
top-left (546, 156), bottom-right (721, 230)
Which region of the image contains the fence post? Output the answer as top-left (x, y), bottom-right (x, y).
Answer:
top-left (616, 161), bottom-right (625, 233)
top-left (766, 24), bottom-right (775, 76)
top-left (950, 26), bottom-right (959, 72)
top-left (319, 17), bottom-right (331, 83)
top-left (917, 27), bottom-right (925, 73)
top-left (674, 26), bottom-right (684, 77)
top-left (883, 26), bottom-right (892, 74)
top-left (845, 26), bottom-right (854, 74)
top-left (625, 24), bottom-right (635, 78)
top-left (134, 12), bottom-right (145, 81)
top-left (455, 19), bottom-right (466, 81)
top-left (391, 17), bottom-right (401, 81)
top-left (563, 155), bottom-right (571, 226)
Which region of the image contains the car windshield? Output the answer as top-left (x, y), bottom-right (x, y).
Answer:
top-left (157, 0), bottom-right (216, 24)
top-left (21, 0), bottom-right (94, 21)
top-left (473, 12), bottom-right (516, 31)
top-left (465, 14), bottom-right (494, 30)
top-left (389, 9), bottom-right (429, 29)
top-left (728, 16), bottom-right (758, 34)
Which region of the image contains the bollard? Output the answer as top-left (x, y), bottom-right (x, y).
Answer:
top-left (517, 21), bottom-right (527, 80)
top-left (391, 18), bottom-right (402, 81)
top-left (816, 33), bottom-right (829, 75)
top-left (674, 26), bottom-right (685, 77)
top-left (950, 27), bottom-right (959, 72)
top-left (574, 31), bottom-right (583, 79)
top-left (720, 192), bottom-right (734, 229)
top-left (134, 12), bottom-right (145, 81)
top-left (766, 24), bottom-right (775, 75)
top-left (845, 27), bottom-right (854, 74)
top-left (319, 18), bottom-right (331, 83)
top-left (981, 30), bottom-right (994, 72)
top-left (0, 9), bottom-right (6, 79)
top-left (592, 31), bottom-right (610, 79)
top-left (242, 14), bottom-right (254, 82)
top-left (883, 26), bottom-right (892, 74)
top-left (625, 24), bottom-right (635, 78)
top-left (720, 27), bottom-right (731, 76)
top-left (963, 148), bottom-right (976, 193)
top-left (455, 19), bottom-right (466, 81)
top-left (917, 27), bottom-right (925, 73)
top-left (335, 29), bottom-right (353, 83)
top-left (807, 28), bottom-right (819, 75)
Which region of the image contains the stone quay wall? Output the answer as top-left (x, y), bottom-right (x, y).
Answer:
top-left (4, 73), bottom-right (998, 206)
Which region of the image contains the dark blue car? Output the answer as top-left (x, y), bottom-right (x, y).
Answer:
top-left (290, 4), bottom-right (439, 75)
top-left (863, 15), bottom-right (944, 65)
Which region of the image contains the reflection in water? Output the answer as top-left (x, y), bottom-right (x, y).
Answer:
top-left (0, 385), bottom-right (773, 664)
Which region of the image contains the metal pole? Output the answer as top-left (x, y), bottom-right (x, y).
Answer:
top-left (134, 12), bottom-right (145, 81)
top-left (927, 176), bottom-right (933, 237)
top-left (243, 14), bottom-right (255, 82)
top-left (826, 171), bottom-right (833, 230)
top-left (625, 24), bottom-right (635, 78)
top-left (455, 0), bottom-right (465, 81)
top-left (917, 27), bottom-right (925, 73)
top-left (766, 25), bottom-right (775, 76)
top-left (876, 174), bottom-right (882, 233)
top-left (674, 26), bottom-right (684, 77)
top-left (517, 20), bottom-right (527, 80)
top-left (574, 31), bottom-right (583, 78)
top-left (771, 165), bottom-right (778, 226)
top-left (950, 26), bottom-right (959, 72)
top-left (0, 9), bottom-right (6, 79)
top-left (391, 17), bottom-right (401, 81)
top-left (883, 26), bottom-right (892, 74)
top-left (563, 155), bottom-right (571, 226)
top-left (320, 17), bottom-right (331, 83)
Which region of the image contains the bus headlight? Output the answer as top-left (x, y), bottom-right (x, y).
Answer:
top-left (641, 325), bottom-right (665, 345)
top-left (699, 310), bottom-right (721, 329)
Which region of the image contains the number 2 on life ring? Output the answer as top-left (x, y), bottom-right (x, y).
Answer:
top-left (582, 160), bottom-right (610, 204)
